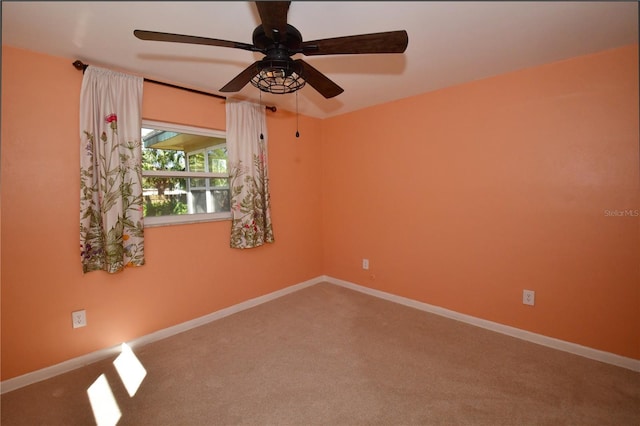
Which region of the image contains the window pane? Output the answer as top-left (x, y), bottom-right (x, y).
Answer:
top-left (209, 177), bottom-right (229, 188)
top-left (188, 153), bottom-right (205, 172)
top-left (208, 147), bottom-right (228, 173)
top-left (211, 189), bottom-right (231, 212)
top-left (142, 177), bottom-right (188, 217)
top-left (189, 178), bottom-right (206, 188)
top-left (142, 178), bottom-right (230, 217)
top-left (141, 122), bottom-right (230, 224)
top-left (142, 147), bottom-right (185, 173)
top-left (191, 190), bottom-right (208, 214)
top-left (188, 153), bottom-right (206, 187)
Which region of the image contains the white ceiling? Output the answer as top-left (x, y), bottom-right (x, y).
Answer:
top-left (2, 1), bottom-right (638, 119)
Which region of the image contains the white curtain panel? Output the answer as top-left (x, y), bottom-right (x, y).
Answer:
top-left (79, 66), bottom-right (145, 273)
top-left (226, 99), bottom-right (274, 249)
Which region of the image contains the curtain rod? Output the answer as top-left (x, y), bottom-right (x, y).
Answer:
top-left (72, 60), bottom-right (276, 112)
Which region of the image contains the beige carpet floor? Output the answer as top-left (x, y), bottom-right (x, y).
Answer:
top-left (1, 282), bottom-right (639, 425)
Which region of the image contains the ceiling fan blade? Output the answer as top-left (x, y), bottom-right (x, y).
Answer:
top-left (220, 62), bottom-right (261, 92)
top-left (301, 30), bottom-right (408, 56)
top-left (134, 30), bottom-right (259, 52)
top-left (255, 1), bottom-right (290, 42)
top-left (295, 59), bottom-right (343, 99)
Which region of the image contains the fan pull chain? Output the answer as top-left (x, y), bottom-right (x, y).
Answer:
top-left (259, 91), bottom-right (264, 140)
top-left (295, 90), bottom-right (300, 138)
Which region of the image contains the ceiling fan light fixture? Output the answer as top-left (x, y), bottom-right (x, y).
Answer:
top-left (250, 59), bottom-right (305, 94)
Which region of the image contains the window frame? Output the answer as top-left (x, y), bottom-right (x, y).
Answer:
top-left (141, 119), bottom-right (231, 227)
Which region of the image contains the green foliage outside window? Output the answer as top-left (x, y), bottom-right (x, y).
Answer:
top-left (142, 148), bottom-right (186, 194)
top-left (142, 148), bottom-right (188, 216)
top-left (143, 195), bottom-right (188, 217)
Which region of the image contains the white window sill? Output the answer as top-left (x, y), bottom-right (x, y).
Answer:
top-left (144, 212), bottom-right (232, 228)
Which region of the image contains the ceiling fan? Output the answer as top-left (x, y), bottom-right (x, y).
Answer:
top-left (133, 1), bottom-right (408, 99)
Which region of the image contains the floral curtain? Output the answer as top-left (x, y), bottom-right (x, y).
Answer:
top-left (79, 66), bottom-right (145, 273)
top-left (226, 99), bottom-right (274, 249)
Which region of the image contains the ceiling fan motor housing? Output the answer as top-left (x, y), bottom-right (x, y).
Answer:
top-left (250, 24), bottom-right (306, 94)
top-left (252, 24), bottom-right (302, 50)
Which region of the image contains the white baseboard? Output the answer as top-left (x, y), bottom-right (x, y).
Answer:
top-left (324, 275), bottom-right (640, 373)
top-left (0, 276), bottom-right (323, 394)
top-left (3, 274), bottom-right (637, 394)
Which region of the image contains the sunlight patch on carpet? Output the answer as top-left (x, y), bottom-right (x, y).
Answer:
top-left (87, 374), bottom-right (121, 426)
top-left (113, 343), bottom-right (147, 397)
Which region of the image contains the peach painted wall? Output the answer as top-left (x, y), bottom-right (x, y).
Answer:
top-left (321, 44), bottom-right (639, 359)
top-left (1, 46), bottom-right (323, 380)
top-left (2, 43), bottom-right (638, 382)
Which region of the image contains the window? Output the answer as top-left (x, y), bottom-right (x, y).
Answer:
top-left (141, 120), bottom-right (231, 226)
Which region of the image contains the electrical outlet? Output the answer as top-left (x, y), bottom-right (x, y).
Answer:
top-left (523, 290), bottom-right (535, 306)
top-left (72, 310), bottom-right (87, 328)
top-left (362, 259), bottom-right (369, 270)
